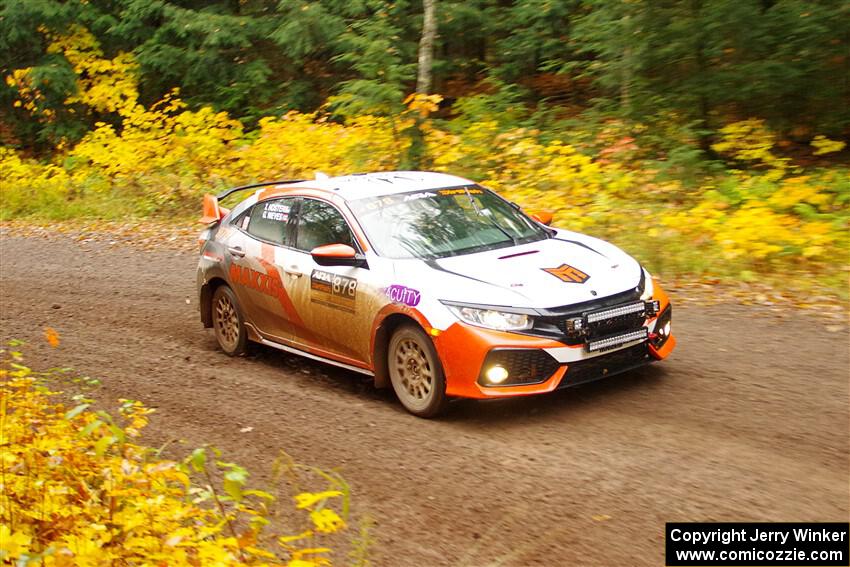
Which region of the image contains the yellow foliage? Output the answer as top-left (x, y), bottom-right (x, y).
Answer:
top-left (403, 93), bottom-right (443, 118)
top-left (45, 25), bottom-right (140, 117)
top-left (810, 135), bottom-right (846, 156)
top-left (0, 353), bottom-right (353, 566)
top-left (5, 68), bottom-right (55, 120)
top-left (0, 22), bottom-right (847, 280)
top-left (711, 119), bottom-right (789, 177)
top-left (5, 25), bottom-right (139, 124)
top-left (233, 112), bottom-right (401, 181)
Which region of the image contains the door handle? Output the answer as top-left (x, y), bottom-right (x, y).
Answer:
top-left (227, 245), bottom-right (245, 258)
top-left (285, 265), bottom-right (303, 278)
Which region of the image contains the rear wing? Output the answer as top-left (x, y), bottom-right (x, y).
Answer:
top-left (199, 179), bottom-right (305, 225)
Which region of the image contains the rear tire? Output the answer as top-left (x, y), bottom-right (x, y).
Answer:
top-left (388, 324), bottom-right (448, 418)
top-left (212, 285), bottom-right (248, 356)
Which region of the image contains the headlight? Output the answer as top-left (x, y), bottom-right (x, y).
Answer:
top-left (445, 305), bottom-right (532, 331)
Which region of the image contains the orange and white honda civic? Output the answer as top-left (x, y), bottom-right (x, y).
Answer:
top-left (197, 171), bottom-right (675, 417)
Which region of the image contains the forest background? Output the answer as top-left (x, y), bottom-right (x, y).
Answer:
top-left (1, 0), bottom-right (848, 296)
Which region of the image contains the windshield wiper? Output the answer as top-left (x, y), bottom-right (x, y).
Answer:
top-left (463, 185), bottom-right (518, 247)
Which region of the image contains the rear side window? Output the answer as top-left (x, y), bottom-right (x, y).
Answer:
top-left (244, 198), bottom-right (294, 245)
top-left (295, 199), bottom-right (356, 252)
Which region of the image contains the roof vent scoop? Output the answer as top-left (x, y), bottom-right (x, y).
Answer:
top-left (315, 171), bottom-right (330, 180)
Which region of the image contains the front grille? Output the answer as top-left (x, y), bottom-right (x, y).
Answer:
top-left (541, 285), bottom-right (643, 318)
top-left (524, 276), bottom-right (647, 343)
top-left (541, 300), bottom-right (648, 345)
top-left (557, 343), bottom-right (652, 389)
top-left (479, 349), bottom-right (561, 386)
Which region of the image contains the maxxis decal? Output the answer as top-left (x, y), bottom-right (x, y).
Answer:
top-left (230, 263), bottom-right (289, 304)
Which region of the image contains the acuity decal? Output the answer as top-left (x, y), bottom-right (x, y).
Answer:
top-left (385, 285), bottom-right (421, 307)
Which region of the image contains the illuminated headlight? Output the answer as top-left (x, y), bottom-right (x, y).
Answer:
top-left (485, 366), bottom-right (509, 384)
top-left (660, 321), bottom-right (671, 336)
top-left (446, 305), bottom-right (532, 331)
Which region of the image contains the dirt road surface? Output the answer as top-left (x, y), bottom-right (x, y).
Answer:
top-left (1, 234), bottom-right (847, 566)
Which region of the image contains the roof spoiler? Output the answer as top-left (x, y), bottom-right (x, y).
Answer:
top-left (200, 193), bottom-right (227, 225)
top-left (199, 179), bottom-right (305, 225)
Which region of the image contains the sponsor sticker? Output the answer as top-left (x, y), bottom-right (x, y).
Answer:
top-left (403, 191), bottom-right (437, 202)
top-left (543, 263), bottom-right (590, 284)
top-left (354, 188), bottom-right (485, 211)
top-left (385, 285), bottom-right (421, 307)
top-left (437, 188), bottom-right (483, 196)
top-left (310, 270), bottom-right (357, 312)
top-left (262, 201), bottom-right (291, 222)
top-left (230, 264), bottom-right (287, 303)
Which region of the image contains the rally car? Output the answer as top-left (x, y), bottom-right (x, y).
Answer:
top-left (196, 171), bottom-right (675, 417)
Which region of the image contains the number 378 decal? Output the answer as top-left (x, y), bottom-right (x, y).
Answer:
top-left (310, 270), bottom-right (358, 312)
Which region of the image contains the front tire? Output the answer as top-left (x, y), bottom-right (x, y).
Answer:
top-left (388, 324), bottom-right (448, 418)
top-left (212, 285), bottom-right (248, 356)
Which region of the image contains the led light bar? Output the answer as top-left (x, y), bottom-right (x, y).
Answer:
top-left (586, 301), bottom-right (646, 323)
top-left (586, 328), bottom-right (649, 352)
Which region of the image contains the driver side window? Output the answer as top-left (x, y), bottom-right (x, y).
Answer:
top-left (295, 199), bottom-right (356, 252)
top-left (243, 198), bottom-right (295, 246)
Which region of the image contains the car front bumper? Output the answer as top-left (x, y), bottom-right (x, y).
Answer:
top-left (432, 281), bottom-right (676, 399)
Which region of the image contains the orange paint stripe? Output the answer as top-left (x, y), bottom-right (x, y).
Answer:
top-left (257, 243), bottom-right (305, 328)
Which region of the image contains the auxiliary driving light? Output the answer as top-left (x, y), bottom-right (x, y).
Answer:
top-left (565, 317), bottom-right (584, 333)
top-left (485, 366), bottom-right (510, 384)
top-left (646, 300), bottom-right (661, 317)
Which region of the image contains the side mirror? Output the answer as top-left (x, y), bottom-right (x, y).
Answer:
top-left (311, 244), bottom-right (368, 268)
top-left (530, 211), bottom-right (554, 226)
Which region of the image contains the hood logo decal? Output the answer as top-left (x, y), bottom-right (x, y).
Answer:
top-left (543, 264), bottom-right (590, 284)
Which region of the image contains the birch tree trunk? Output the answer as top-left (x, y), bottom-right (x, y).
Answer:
top-left (416, 0), bottom-right (437, 94)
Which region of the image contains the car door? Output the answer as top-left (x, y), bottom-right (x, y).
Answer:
top-left (279, 197), bottom-right (371, 363)
top-left (225, 197), bottom-right (298, 342)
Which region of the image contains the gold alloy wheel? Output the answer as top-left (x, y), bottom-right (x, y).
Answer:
top-left (213, 292), bottom-right (240, 352)
top-left (391, 337), bottom-right (435, 410)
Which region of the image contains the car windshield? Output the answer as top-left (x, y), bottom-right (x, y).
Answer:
top-left (348, 186), bottom-right (551, 259)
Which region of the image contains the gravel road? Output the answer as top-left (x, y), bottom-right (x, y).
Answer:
top-left (1, 234), bottom-right (847, 566)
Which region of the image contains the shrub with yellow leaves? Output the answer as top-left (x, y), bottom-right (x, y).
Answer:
top-left (0, 347), bottom-right (360, 566)
top-left (44, 25), bottom-right (140, 118)
top-left (711, 119), bottom-right (789, 176)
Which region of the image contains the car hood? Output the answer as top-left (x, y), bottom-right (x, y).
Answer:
top-left (421, 231), bottom-right (643, 309)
